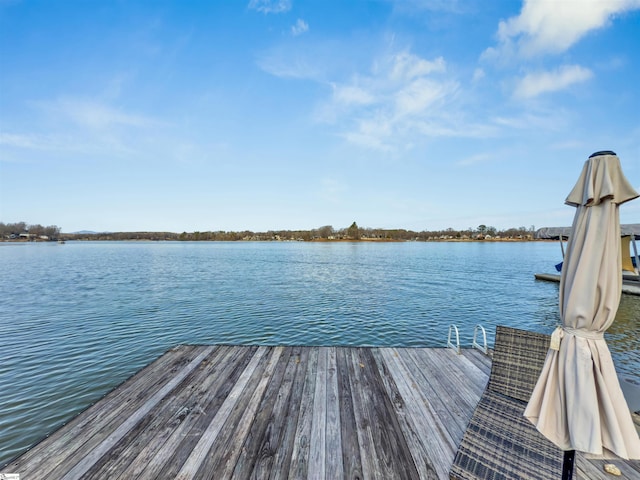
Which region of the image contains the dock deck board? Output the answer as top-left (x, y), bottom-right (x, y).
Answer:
top-left (3, 345), bottom-right (639, 479)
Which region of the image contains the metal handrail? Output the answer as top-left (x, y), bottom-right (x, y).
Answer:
top-left (472, 324), bottom-right (488, 354)
top-left (632, 234), bottom-right (640, 276)
top-left (447, 324), bottom-right (461, 354)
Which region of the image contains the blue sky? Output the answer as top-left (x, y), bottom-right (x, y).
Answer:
top-left (1, 0), bottom-right (639, 233)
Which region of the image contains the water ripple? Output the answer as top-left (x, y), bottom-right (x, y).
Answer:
top-left (0, 241), bottom-right (638, 466)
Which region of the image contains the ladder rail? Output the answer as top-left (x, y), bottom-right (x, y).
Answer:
top-left (447, 324), bottom-right (461, 355)
top-left (472, 324), bottom-right (488, 354)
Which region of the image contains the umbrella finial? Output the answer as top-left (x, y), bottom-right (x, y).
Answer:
top-left (589, 150), bottom-right (616, 158)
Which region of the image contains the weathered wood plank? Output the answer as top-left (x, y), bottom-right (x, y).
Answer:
top-left (18, 347), bottom-right (213, 478)
top-left (349, 348), bottom-right (420, 479)
top-left (309, 345), bottom-right (328, 478)
top-left (111, 345), bottom-right (256, 480)
top-left (287, 346), bottom-right (319, 479)
top-left (187, 346), bottom-right (275, 479)
top-left (267, 347), bottom-right (308, 480)
top-left (53, 346), bottom-right (216, 480)
top-left (6, 345), bottom-right (205, 477)
top-left (424, 348), bottom-right (487, 397)
top-left (345, 348), bottom-right (380, 479)
top-left (335, 347), bottom-right (364, 479)
top-left (85, 345), bottom-right (242, 479)
top-left (401, 348), bottom-right (481, 445)
top-left (245, 347), bottom-right (300, 479)
top-left (325, 347), bottom-right (344, 479)
top-left (376, 348), bottom-right (447, 479)
top-left (174, 346), bottom-right (275, 479)
top-left (576, 454), bottom-right (640, 480)
top-left (409, 348), bottom-right (484, 416)
top-left (460, 348), bottom-right (492, 376)
top-left (12, 345), bottom-right (633, 480)
top-left (205, 346), bottom-right (284, 480)
top-left (231, 345), bottom-right (293, 479)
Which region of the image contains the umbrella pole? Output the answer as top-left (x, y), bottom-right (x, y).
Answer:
top-left (562, 450), bottom-right (575, 479)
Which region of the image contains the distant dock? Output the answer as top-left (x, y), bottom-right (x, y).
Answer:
top-left (535, 272), bottom-right (640, 296)
top-left (3, 345), bottom-right (639, 479)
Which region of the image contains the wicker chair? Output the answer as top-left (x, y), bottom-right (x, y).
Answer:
top-left (449, 326), bottom-right (564, 480)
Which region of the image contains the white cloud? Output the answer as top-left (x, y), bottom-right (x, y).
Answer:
top-left (331, 84), bottom-right (375, 107)
top-left (472, 68), bottom-right (485, 82)
top-left (42, 97), bottom-right (161, 130)
top-left (456, 153), bottom-right (492, 167)
top-left (0, 133), bottom-right (48, 149)
top-left (0, 130), bottom-right (143, 162)
top-left (0, 132), bottom-right (95, 154)
top-left (248, 0), bottom-right (291, 14)
top-left (413, 117), bottom-right (495, 139)
top-left (490, 110), bottom-right (568, 131)
top-left (386, 53), bottom-right (445, 81)
top-left (257, 52), bottom-right (321, 79)
top-left (394, 78), bottom-right (454, 116)
top-left (513, 65), bottom-right (593, 98)
top-left (1, 97), bottom-right (167, 161)
top-left (291, 19), bottom-right (309, 36)
top-left (262, 44), bottom-right (502, 151)
top-left (316, 51), bottom-right (468, 151)
top-left (488, 0), bottom-right (640, 59)
top-left (102, 72), bottom-right (134, 101)
top-left (341, 115), bottom-right (395, 151)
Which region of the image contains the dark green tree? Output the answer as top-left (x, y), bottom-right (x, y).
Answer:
top-left (347, 221), bottom-right (360, 240)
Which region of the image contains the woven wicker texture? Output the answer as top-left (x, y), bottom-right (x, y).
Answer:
top-left (488, 326), bottom-right (551, 403)
top-left (450, 326), bottom-right (563, 480)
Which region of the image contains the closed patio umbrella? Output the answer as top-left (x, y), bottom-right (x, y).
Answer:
top-left (524, 151), bottom-right (640, 476)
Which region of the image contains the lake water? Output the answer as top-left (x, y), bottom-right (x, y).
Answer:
top-left (1, 240), bottom-right (638, 466)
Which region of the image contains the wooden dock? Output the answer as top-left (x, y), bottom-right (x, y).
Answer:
top-left (3, 345), bottom-right (639, 479)
top-left (535, 272), bottom-right (640, 296)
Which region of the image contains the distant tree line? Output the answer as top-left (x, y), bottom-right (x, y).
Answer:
top-left (0, 222), bottom-right (61, 240)
top-left (28, 222), bottom-right (537, 242)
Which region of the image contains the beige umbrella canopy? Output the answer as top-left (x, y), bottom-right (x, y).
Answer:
top-left (524, 151), bottom-right (640, 460)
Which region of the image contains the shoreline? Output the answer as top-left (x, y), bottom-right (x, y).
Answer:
top-left (2, 237), bottom-right (548, 244)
